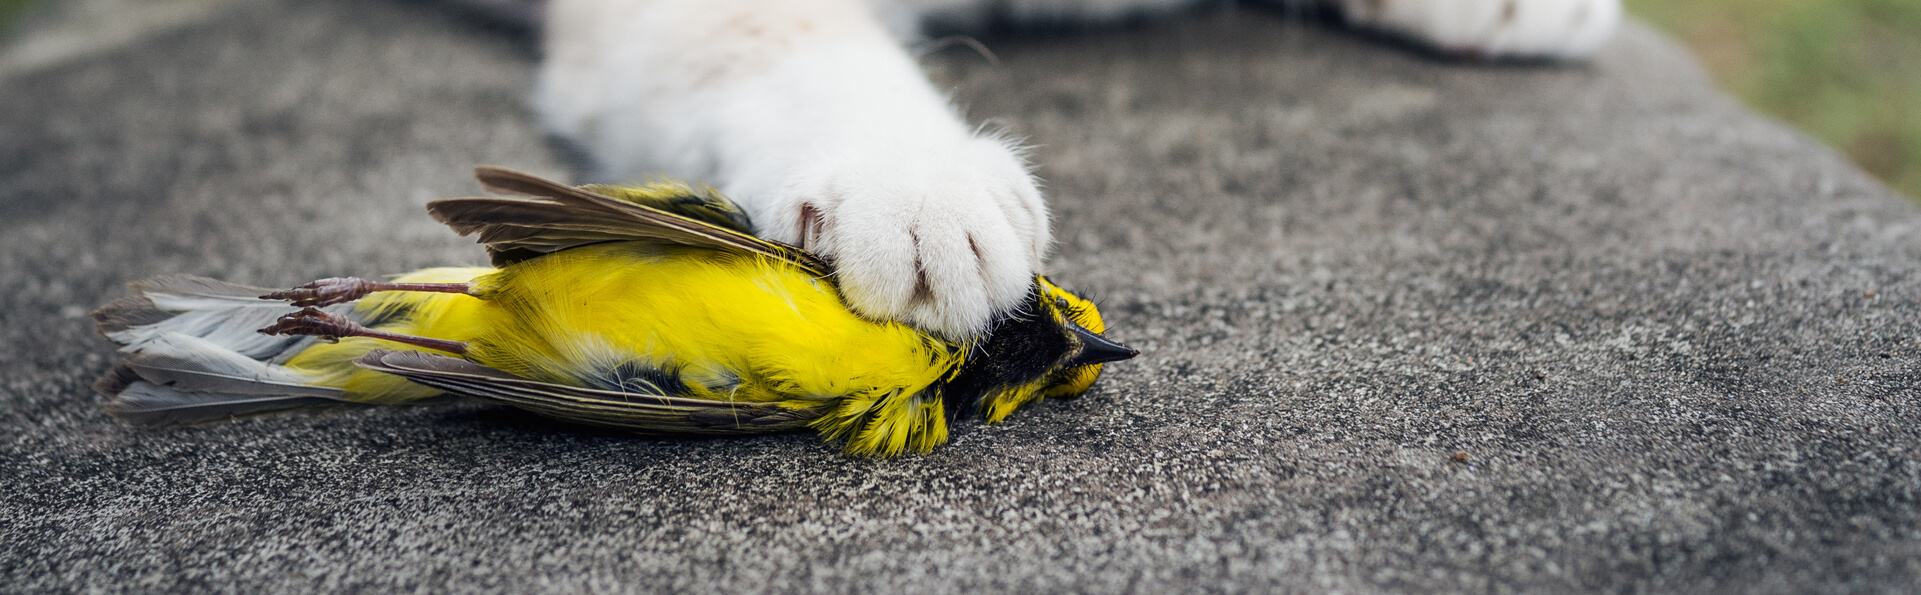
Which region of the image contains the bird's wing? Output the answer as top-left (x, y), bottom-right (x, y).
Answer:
top-left (574, 182), bottom-right (756, 235)
top-left (426, 166), bottom-right (829, 275)
top-left (355, 350), bottom-right (820, 434)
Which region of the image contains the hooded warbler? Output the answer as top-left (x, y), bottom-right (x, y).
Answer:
top-left (93, 167), bottom-right (1135, 456)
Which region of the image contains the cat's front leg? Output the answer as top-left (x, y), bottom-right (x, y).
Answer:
top-left (537, 0), bottom-right (1047, 339)
top-left (1336, 0), bottom-right (1622, 59)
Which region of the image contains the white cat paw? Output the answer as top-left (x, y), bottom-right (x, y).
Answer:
top-left (1340, 0), bottom-right (1622, 59)
top-left (764, 136), bottom-right (1050, 340)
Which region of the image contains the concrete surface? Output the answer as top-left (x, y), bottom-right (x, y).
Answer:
top-left (4, 1), bottom-right (1919, 592)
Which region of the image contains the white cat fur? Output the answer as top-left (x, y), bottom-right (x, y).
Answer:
top-left (536, 0), bottom-right (1621, 338)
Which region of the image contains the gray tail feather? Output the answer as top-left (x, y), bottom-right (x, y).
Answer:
top-left (106, 383), bottom-right (344, 425)
top-left (93, 275), bottom-right (272, 333)
top-left (94, 275), bottom-right (314, 359)
top-left (93, 275), bottom-right (347, 424)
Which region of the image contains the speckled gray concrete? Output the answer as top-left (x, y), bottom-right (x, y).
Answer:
top-left (4, 1), bottom-right (1919, 593)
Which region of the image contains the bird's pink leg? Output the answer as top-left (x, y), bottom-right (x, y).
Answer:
top-left (261, 277), bottom-right (475, 307)
top-left (258, 307), bottom-right (469, 355)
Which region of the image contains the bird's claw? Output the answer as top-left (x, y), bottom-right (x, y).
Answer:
top-left (261, 277), bottom-right (375, 307)
top-left (258, 307), bottom-right (354, 341)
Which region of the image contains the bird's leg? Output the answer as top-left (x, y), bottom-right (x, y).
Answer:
top-left (261, 277), bottom-right (474, 307)
top-left (259, 307), bottom-right (469, 355)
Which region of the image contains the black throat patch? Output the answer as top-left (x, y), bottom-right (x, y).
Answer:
top-left (938, 291), bottom-right (1074, 419)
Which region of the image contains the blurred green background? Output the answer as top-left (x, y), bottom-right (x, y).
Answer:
top-left (1628, 0), bottom-right (1921, 200)
top-left (0, 0), bottom-right (1916, 199)
top-left (0, 0), bottom-right (34, 34)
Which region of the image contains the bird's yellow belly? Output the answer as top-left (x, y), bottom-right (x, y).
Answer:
top-left (293, 242), bottom-right (956, 408)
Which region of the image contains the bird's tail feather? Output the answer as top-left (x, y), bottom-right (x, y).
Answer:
top-left (93, 275), bottom-right (349, 424)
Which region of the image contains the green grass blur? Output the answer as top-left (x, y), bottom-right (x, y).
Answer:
top-left (0, 0), bottom-right (40, 38)
top-left (1629, 0), bottom-right (1921, 199)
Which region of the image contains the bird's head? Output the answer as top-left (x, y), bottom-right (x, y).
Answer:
top-left (947, 276), bottom-right (1137, 423)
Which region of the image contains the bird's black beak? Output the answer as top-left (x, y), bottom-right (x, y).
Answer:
top-left (1065, 323), bottom-right (1138, 368)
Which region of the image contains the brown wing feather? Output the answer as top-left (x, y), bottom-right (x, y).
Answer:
top-left (429, 167), bottom-right (829, 274)
top-left (355, 350), bottom-right (821, 434)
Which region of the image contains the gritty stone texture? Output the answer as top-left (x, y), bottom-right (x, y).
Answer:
top-left (4, 2), bottom-right (1919, 593)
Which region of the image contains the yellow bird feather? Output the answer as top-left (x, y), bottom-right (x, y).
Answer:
top-left (93, 167), bottom-right (1134, 456)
